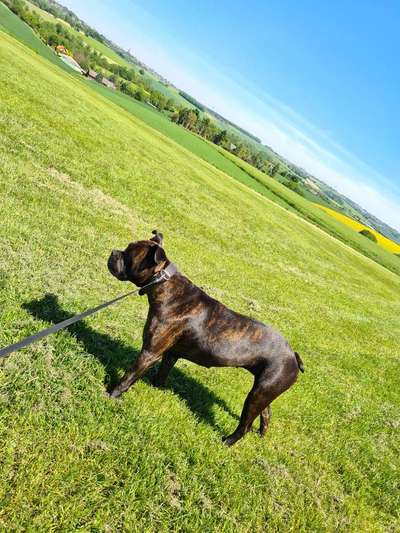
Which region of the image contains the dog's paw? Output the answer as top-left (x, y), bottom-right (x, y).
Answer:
top-left (222, 432), bottom-right (243, 447)
top-left (222, 435), bottom-right (235, 447)
top-left (104, 390), bottom-right (122, 401)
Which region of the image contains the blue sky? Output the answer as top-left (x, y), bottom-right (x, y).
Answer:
top-left (62, 0), bottom-right (400, 230)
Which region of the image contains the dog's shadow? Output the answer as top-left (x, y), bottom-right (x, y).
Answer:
top-left (23, 294), bottom-right (238, 432)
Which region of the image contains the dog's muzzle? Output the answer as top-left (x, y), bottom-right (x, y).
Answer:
top-left (108, 250), bottom-right (127, 280)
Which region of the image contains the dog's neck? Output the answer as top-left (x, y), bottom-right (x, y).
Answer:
top-left (146, 273), bottom-right (187, 310)
top-left (139, 261), bottom-right (179, 299)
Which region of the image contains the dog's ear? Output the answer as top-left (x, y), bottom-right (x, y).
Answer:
top-left (152, 244), bottom-right (166, 265)
top-left (150, 229), bottom-right (164, 246)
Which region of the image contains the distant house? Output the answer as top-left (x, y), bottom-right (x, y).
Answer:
top-left (58, 53), bottom-right (85, 74)
top-left (55, 44), bottom-right (69, 55)
top-left (229, 143), bottom-right (237, 151)
top-left (101, 78), bottom-right (116, 90)
top-left (86, 69), bottom-right (98, 80)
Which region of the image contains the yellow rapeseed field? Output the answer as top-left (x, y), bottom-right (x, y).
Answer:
top-left (316, 204), bottom-right (400, 254)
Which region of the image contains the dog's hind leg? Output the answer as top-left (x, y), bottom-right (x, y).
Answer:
top-left (222, 375), bottom-right (270, 447)
top-left (259, 405), bottom-right (272, 437)
top-left (223, 358), bottom-right (298, 447)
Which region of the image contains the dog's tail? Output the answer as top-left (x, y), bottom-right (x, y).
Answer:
top-left (294, 352), bottom-right (305, 373)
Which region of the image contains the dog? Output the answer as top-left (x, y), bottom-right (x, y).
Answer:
top-left (107, 230), bottom-right (304, 446)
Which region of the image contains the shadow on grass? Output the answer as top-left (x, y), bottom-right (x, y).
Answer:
top-left (23, 294), bottom-right (238, 432)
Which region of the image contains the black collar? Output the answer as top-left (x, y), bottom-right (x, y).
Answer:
top-left (138, 262), bottom-right (178, 295)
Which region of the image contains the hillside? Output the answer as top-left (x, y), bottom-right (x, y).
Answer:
top-left (1, 30), bottom-right (400, 531)
top-left (3, 0), bottom-right (399, 246)
top-left (1, 0), bottom-right (400, 282)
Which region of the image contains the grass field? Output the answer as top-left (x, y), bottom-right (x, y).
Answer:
top-left (1, 31), bottom-right (400, 531)
top-left (5, 0), bottom-right (399, 280)
top-left (210, 144), bottom-right (400, 277)
top-left (72, 79), bottom-right (400, 278)
top-left (315, 205), bottom-right (400, 254)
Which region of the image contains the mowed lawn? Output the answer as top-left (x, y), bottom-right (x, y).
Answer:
top-left (0, 31), bottom-right (400, 532)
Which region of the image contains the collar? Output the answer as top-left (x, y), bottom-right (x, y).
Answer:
top-left (138, 262), bottom-right (178, 295)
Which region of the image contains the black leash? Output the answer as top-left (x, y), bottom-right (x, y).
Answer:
top-left (0, 289), bottom-right (138, 359)
top-left (0, 263), bottom-right (177, 360)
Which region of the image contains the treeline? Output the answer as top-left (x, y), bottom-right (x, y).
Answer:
top-left (171, 108), bottom-right (281, 173)
top-left (4, 0), bottom-right (310, 193)
top-left (178, 91), bottom-right (206, 112)
top-left (29, 0), bottom-right (107, 43)
top-left (28, 0), bottom-right (140, 67)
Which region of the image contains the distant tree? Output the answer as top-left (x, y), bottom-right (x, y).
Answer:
top-left (185, 110), bottom-right (199, 130)
top-left (170, 109), bottom-right (180, 123)
top-left (269, 163), bottom-right (280, 177)
top-left (150, 91), bottom-right (167, 110)
top-left (165, 98), bottom-right (175, 112)
top-left (285, 180), bottom-right (305, 196)
top-left (174, 108), bottom-right (190, 126)
top-left (47, 33), bottom-right (59, 47)
top-left (95, 72), bottom-right (103, 83)
top-left (359, 229), bottom-right (377, 243)
top-left (126, 69), bottom-right (136, 82)
top-left (73, 51), bottom-right (89, 71)
top-left (248, 151), bottom-right (266, 171)
top-left (196, 116), bottom-right (211, 137)
top-left (139, 68), bottom-right (145, 75)
top-left (134, 87), bottom-right (146, 101)
top-left (213, 129), bottom-right (228, 146)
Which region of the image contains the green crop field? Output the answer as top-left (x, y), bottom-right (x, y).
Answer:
top-left (210, 145), bottom-right (400, 276)
top-left (1, 28), bottom-right (400, 533)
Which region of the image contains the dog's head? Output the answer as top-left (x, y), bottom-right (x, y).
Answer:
top-left (108, 230), bottom-right (167, 286)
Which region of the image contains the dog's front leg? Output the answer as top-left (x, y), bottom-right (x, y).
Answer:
top-left (152, 352), bottom-right (178, 387)
top-left (108, 350), bottom-right (162, 398)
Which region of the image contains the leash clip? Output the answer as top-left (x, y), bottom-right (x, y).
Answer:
top-left (161, 268), bottom-right (172, 281)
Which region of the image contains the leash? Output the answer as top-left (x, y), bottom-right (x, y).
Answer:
top-left (0, 263), bottom-right (177, 360)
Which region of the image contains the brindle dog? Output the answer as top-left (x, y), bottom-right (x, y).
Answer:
top-left (107, 230), bottom-right (304, 446)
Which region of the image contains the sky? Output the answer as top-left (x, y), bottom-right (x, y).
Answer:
top-left (62, 0), bottom-right (400, 231)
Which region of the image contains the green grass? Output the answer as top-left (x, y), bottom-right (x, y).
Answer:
top-left (8, 0), bottom-right (399, 279)
top-left (77, 73), bottom-right (400, 278)
top-left (1, 31), bottom-right (400, 531)
top-left (210, 145), bottom-right (400, 277)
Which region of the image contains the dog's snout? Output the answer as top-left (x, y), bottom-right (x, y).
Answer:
top-left (108, 248), bottom-right (127, 281)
